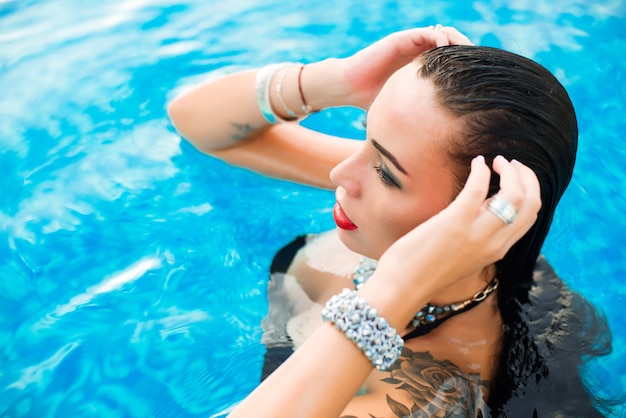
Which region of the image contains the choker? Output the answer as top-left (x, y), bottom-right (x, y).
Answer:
top-left (352, 257), bottom-right (499, 339)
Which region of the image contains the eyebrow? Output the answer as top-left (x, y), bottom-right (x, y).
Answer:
top-left (371, 139), bottom-right (408, 175)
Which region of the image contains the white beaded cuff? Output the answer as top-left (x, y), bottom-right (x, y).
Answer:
top-left (255, 63), bottom-right (283, 124)
top-left (255, 62), bottom-right (299, 124)
top-left (321, 288), bottom-right (404, 371)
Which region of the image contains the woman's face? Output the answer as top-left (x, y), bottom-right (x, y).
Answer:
top-left (330, 62), bottom-right (459, 259)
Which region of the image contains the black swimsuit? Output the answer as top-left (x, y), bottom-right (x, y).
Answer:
top-left (261, 234), bottom-right (494, 379)
top-left (261, 235), bottom-right (308, 381)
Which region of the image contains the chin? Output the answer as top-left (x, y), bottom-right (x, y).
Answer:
top-left (335, 228), bottom-right (383, 261)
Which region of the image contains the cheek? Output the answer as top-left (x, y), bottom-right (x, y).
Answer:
top-left (375, 198), bottom-right (445, 244)
top-left (347, 201), bottom-right (435, 260)
top-left (368, 204), bottom-right (421, 249)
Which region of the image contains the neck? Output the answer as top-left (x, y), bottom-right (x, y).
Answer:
top-left (404, 268), bottom-right (499, 340)
top-left (428, 264), bottom-right (497, 306)
top-left (353, 258), bottom-right (500, 338)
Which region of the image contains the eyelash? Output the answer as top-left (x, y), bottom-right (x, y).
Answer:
top-left (374, 165), bottom-right (397, 187)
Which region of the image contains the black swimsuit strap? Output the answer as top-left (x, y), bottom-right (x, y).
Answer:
top-left (270, 235), bottom-right (307, 274)
top-left (403, 298), bottom-right (485, 340)
top-left (269, 235), bottom-right (491, 342)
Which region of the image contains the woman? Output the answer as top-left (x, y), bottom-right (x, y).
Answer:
top-left (168, 26), bottom-right (612, 417)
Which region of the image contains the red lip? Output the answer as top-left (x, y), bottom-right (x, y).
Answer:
top-left (333, 202), bottom-right (357, 230)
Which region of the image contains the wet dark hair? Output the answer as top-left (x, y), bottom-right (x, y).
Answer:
top-left (417, 45), bottom-right (618, 416)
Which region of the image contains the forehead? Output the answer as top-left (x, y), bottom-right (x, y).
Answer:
top-left (367, 62), bottom-right (459, 175)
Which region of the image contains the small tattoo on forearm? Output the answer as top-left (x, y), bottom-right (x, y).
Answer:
top-left (230, 122), bottom-right (254, 141)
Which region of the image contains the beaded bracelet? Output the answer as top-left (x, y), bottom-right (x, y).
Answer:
top-left (321, 288), bottom-right (404, 371)
top-left (275, 66), bottom-right (298, 120)
top-left (297, 64), bottom-right (314, 115)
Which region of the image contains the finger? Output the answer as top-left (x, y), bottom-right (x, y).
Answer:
top-left (387, 29), bottom-right (438, 58)
top-left (434, 32), bottom-right (451, 48)
top-left (428, 27), bottom-right (454, 48)
top-left (392, 26), bottom-right (473, 57)
top-left (437, 26), bottom-right (474, 46)
top-left (512, 159), bottom-right (542, 215)
top-left (397, 28), bottom-right (449, 53)
top-left (492, 155), bottom-right (525, 208)
top-left (478, 159), bottom-right (540, 245)
top-left (448, 155), bottom-right (491, 215)
top-left (501, 160), bottom-right (541, 238)
top-left (475, 156), bottom-right (523, 230)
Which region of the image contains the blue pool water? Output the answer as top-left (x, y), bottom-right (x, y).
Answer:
top-left (1, 0), bottom-right (625, 416)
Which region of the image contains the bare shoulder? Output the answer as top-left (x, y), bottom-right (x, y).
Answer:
top-left (342, 348), bottom-right (490, 418)
top-left (286, 231), bottom-right (361, 303)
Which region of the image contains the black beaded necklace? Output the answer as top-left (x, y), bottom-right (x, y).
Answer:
top-left (352, 257), bottom-right (499, 340)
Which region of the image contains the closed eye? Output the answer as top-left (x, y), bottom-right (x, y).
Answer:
top-left (374, 165), bottom-right (399, 188)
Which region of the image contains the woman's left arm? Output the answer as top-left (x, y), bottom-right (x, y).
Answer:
top-left (228, 156), bottom-right (541, 417)
top-left (168, 26), bottom-right (473, 190)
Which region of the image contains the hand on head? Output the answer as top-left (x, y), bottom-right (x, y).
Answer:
top-left (340, 25), bottom-right (473, 108)
top-left (371, 156), bottom-right (541, 308)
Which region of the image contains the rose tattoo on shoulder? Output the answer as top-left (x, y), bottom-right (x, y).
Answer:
top-left (381, 349), bottom-right (489, 418)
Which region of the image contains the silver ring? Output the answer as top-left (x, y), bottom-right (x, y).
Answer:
top-left (487, 195), bottom-right (517, 225)
top-left (434, 24), bottom-right (442, 31)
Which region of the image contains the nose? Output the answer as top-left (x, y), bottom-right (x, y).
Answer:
top-left (329, 153), bottom-right (362, 198)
